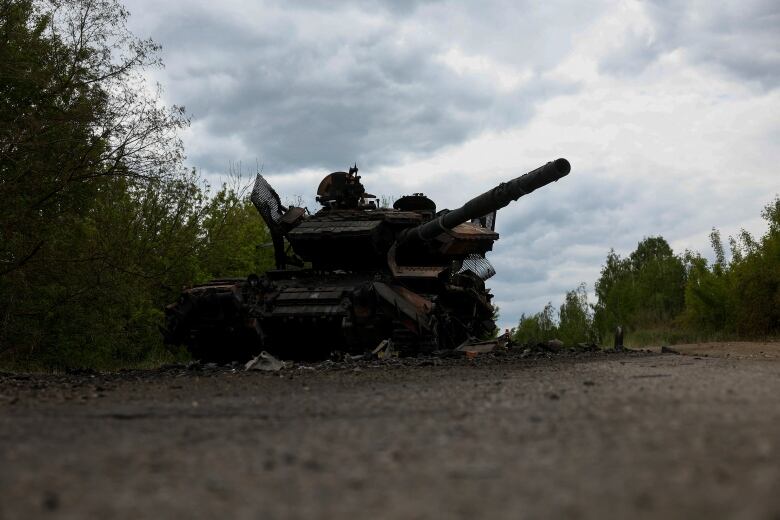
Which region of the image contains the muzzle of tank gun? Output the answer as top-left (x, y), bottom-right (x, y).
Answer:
top-left (398, 158), bottom-right (571, 245)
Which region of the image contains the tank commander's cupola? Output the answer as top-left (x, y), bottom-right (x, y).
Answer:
top-left (316, 164), bottom-right (377, 209)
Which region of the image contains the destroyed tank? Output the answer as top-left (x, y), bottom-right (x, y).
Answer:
top-left (164, 158), bottom-right (571, 361)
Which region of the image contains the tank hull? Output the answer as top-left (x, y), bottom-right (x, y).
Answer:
top-left (164, 270), bottom-right (495, 362)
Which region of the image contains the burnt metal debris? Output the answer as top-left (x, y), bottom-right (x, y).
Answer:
top-left (163, 158), bottom-right (571, 362)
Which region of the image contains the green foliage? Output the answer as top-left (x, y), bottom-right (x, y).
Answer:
top-left (684, 197), bottom-right (780, 337)
top-left (527, 203), bottom-right (779, 348)
top-left (198, 186), bottom-right (275, 280)
top-left (592, 250), bottom-right (631, 336)
top-left (0, 0), bottom-right (273, 370)
top-left (512, 284), bottom-right (598, 346)
top-left (558, 284), bottom-right (598, 345)
top-left (682, 250), bottom-right (730, 333)
top-left (512, 302), bottom-right (559, 345)
top-left (588, 200), bottom-right (780, 345)
top-left (593, 237), bottom-right (686, 339)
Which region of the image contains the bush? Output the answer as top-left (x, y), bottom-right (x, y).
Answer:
top-left (513, 303), bottom-right (559, 345)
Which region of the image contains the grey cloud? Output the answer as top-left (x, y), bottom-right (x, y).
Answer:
top-left (126, 0), bottom-right (596, 173)
top-left (268, 0), bottom-right (440, 15)
top-left (599, 34), bottom-right (664, 77)
top-left (601, 0), bottom-right (780, 88)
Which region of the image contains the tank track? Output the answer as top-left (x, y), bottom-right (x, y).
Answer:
top-left (389, 324), bottom-right (438, 355)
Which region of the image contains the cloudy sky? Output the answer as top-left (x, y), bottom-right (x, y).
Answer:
top-left (125, 0), bottom-right (779, 328)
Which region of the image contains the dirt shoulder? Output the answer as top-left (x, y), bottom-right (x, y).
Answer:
top-left (645, 340), bottom-right (780, 361)
top-left (1, 346), bottom-right (779, 519)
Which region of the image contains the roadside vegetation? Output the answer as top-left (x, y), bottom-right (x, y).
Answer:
top-left (513, 198), bottom-right (780, 347)
top-left (0, 0), bottom-right (273, 370)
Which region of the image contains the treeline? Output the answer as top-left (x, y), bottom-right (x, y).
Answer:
top-left (514, 198), bottom-right (780, 346)
top-left (0, 0), bottom-right (272, 369)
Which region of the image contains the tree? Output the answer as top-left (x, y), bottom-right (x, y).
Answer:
top-left (593, 237), bottom-right (686, 338)
top-left (199, 184), bottom-right (275, 280)
top-left (628, 236), bottom-right (686, 325)
top-left (593, 249), bottom-right (632, 336)
top-left (0, 0), bottom-right (196, 367)
top-left (512, 302), bottom-right (558, 345)
top-left (0, 0), bottom-right (187, 277)
top-left (558, 283), bottom-right (597, 345)
top-left (683, 198), bottom-right (780, 337)
top-left (725, 197), bottom-right (780, 335)
top-left (682, 250), bottom-right (731, 333)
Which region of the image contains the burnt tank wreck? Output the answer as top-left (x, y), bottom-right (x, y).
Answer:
top-left (164, 158), bottom-right (571, 361)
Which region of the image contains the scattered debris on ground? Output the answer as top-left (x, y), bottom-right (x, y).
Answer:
top-left (245, 351), bottom-right (287, 371)
top-left (371, 339), bottom-right (397, 359)
top-left (455, 334), bottom-right (512, 356)
top-left (0, 343), bottom-right (647, 403)
top-left (230, 341), bottom-right (637, 375)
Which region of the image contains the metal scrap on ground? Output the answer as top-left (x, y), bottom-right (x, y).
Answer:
top-left (244, 351), bottom-right (287, 372)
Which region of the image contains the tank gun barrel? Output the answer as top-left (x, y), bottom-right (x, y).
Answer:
top-left (400, 158), bottom-right (570, 244)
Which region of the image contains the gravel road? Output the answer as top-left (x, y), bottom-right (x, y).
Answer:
top-left (2, 344), bottom-right (779, 519)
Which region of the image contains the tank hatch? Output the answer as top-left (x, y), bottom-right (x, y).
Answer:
top-left (316, 164), bottom-right (376, 209)
top-left (393, 193), bottom-right (436, 219)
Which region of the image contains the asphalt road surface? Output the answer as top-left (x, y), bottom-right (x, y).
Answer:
top-left (2, 343), bottom-right (779, 519)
